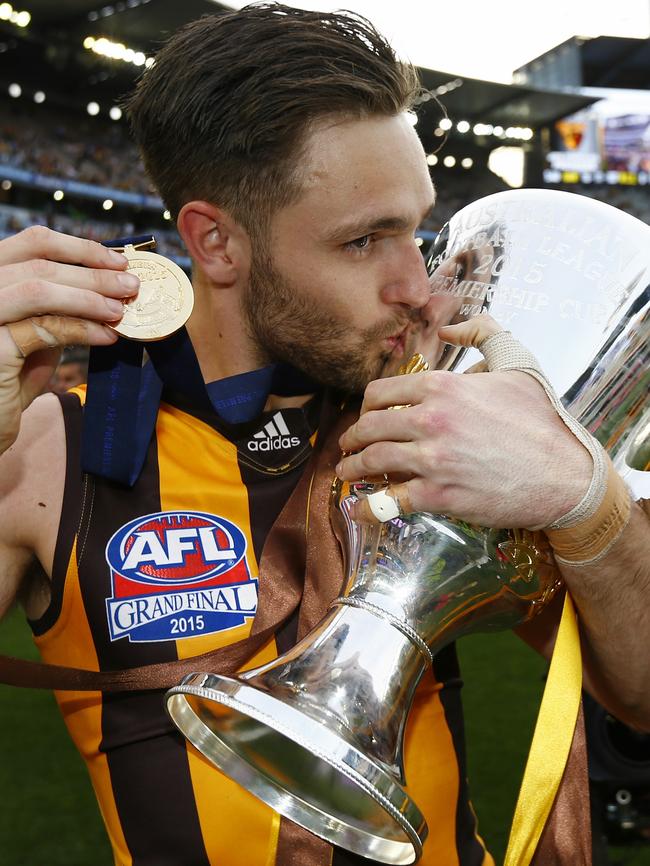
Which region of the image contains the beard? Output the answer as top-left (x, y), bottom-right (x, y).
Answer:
top-left (242, 249), bottom-right (413, 393)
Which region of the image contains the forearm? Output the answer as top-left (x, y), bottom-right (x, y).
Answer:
top-left (557, 498), bottom-right (650, 730)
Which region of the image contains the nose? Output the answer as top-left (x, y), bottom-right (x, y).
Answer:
top-left (380, 238), bottom-right (431, 311)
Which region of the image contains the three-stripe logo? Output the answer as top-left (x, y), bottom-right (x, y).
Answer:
top-left (247, 411), bottom-right (301, 452)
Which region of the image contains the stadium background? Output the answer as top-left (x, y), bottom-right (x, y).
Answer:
top-left (0, 1), bottom-right (649, 863)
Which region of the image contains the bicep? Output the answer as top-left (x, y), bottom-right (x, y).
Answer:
top-left (0, 393), bottom-right (65, 616)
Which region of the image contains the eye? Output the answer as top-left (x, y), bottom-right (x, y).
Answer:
top-left (346, 235), bottom-right (372, 252)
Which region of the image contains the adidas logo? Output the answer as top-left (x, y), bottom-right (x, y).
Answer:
top-left (247, 412), bottom-right (301, 452)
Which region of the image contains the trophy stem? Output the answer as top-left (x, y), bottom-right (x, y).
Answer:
top-left (166, 602), bottom-right (429, 864)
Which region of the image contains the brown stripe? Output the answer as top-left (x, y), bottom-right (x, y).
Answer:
top-left (434, 649), bottom-right (491, 866)
top-left (275, 399), bottom-right (356, 866)
top-left (531, 701), bottom-right (592, 865)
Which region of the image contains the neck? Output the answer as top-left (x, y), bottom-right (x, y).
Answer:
top-left (186, 269), bottom-right (263, 382)
top-left (185, 270), bottom-right (314, 410)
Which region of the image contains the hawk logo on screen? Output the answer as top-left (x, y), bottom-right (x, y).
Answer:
top-left (105, 511), bottom-right (257, 643)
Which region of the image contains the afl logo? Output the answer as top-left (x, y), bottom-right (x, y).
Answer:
top-left (106, 511), bottom-right (246, 585)
top-left (105, 511), bottom-right (257, 644)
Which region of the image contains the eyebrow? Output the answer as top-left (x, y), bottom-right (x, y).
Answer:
top-left (324, 201), bottom-right (435, 244)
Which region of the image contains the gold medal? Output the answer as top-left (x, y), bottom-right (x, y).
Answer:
top-left (110, 243), bottom-right (194, 341)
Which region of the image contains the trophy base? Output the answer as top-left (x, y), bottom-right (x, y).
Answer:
top-left (166, 672), bottom-right (426, 865)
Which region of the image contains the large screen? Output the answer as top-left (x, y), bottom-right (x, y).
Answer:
top-left (543, 89), bottom-right (650, 187)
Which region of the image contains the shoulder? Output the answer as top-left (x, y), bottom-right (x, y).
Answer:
top-left (0, 392), bottom-right (68, 555)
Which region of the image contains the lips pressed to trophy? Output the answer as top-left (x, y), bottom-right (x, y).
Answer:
top-left (166, 189), bottom-right (650, 864)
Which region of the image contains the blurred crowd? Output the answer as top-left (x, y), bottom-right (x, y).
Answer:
top-left (0, 101), bottom-right (152, 195)
top-left (562, 185), bottom-right (650, 226)
top-left (0, 204), bottom-right (188, 261)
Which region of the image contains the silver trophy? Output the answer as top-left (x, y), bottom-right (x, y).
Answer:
top-left (166, 190), bottom-right (650, 864)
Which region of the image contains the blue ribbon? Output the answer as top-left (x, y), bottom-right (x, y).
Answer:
top-left (81, 237), bottom-right (318, 486)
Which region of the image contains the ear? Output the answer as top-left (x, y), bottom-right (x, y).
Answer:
top-left (176, 201), bottom-right (251, 288)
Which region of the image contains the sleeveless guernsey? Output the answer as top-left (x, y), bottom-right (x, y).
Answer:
top-left (29, 387), bottom-right (493, 866)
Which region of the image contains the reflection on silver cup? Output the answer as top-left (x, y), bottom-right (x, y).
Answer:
top-left (166, 190), bottom-right (650, 864)
top-left (427, 189), bottom-right (650, 497)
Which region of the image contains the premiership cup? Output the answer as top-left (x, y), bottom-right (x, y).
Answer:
top-left (166, 190), bottom-right (650, 864)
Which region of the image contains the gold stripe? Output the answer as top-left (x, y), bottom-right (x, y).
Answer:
top-left (156, 402), bottom-right (280, 864)
top-left (504, 594), bottom-right (582, 865)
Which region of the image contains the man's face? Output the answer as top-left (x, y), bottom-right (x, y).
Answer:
top-left (242, 113), bottom-right (435, 392)
top-left (49, 361), bottom-right (86, 394)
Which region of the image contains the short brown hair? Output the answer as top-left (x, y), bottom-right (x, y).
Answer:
top-left (126, 2), bottom-right (420, 234)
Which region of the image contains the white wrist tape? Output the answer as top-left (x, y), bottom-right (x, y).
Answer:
top-left (479, 330), bottom-right (608, 530)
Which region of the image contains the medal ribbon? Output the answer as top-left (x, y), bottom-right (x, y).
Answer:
top-left (83, 236), bottom-right (318, 485)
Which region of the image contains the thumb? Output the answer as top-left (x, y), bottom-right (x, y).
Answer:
top-left (438, 312), bottom-right (504, 349)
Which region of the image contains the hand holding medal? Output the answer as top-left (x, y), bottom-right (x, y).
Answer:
top-left (0, 230), bottom-right (193, 457)
top-left (109, 240), bottom-right (194, 341)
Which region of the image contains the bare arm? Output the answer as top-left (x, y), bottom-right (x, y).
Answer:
top-left (0, 225), bottom-right (138, 619)
top-left (517, 499), bottom-right (650, 730)
top-left (0, 394), bottom-right (67, 621)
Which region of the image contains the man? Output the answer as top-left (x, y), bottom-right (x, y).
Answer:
top-left (0, 4), bottom-right (648, 865)
top-left (47, 346), bottom-right (89, 394)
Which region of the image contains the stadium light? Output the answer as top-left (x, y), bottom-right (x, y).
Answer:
top-left (461, 157), bottom-right (473, 168)
top-left (163, 210), bottom-right (172, 220)
top-left (103, 199), bottom-right (114, 210)
top-left (33, 91), bottom-right (45, 104)
top-left (109, 106), bottom-right (122, 120)
top-left (439, 118), bottom-right (452, 131)
top-left (84, 34), bottom-right (154, 69)
top-left (87, 101), bottom-right (100, 116)
top-left (0, 4), bottom-right (30, 27)
top-left (426, 153), bottom-right (438, 166)
top-left (53, 190), bottom-right (64, 201)
top-left (473, 123), bottom-right (493, 136)
top-left (457, 120), bottom-right (470, 133)
top-left (443, 155), bottom-right (456, 168)
top-left (8, 82), bottom-right (20, 98)
top-left (488, 146), bottom-right (525, 187)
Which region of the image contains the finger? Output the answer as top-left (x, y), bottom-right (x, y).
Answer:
top-left (5, 316), bottom-right (118, 359)
top-left (438, 312), bottom-right (503, 348)
top-left (0, 259), bottom-right (139, 299)
top-left (0, 225), bottom-right (129, 270)
top-left (339, 405), bottom-right (421, 452)
top-left (351, 478), bottom-right (450, 523)
top-left (0, 280), bottom-right (127, 325)
top-left (351, 482), bottom-right (414, 523)
top-left (360, 370), bottom-right (456, 414)
top-left (336, 440), bottom-right (422, 482)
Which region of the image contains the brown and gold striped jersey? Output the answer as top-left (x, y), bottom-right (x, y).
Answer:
top-left (29, 387), bottom-right (493, 866)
